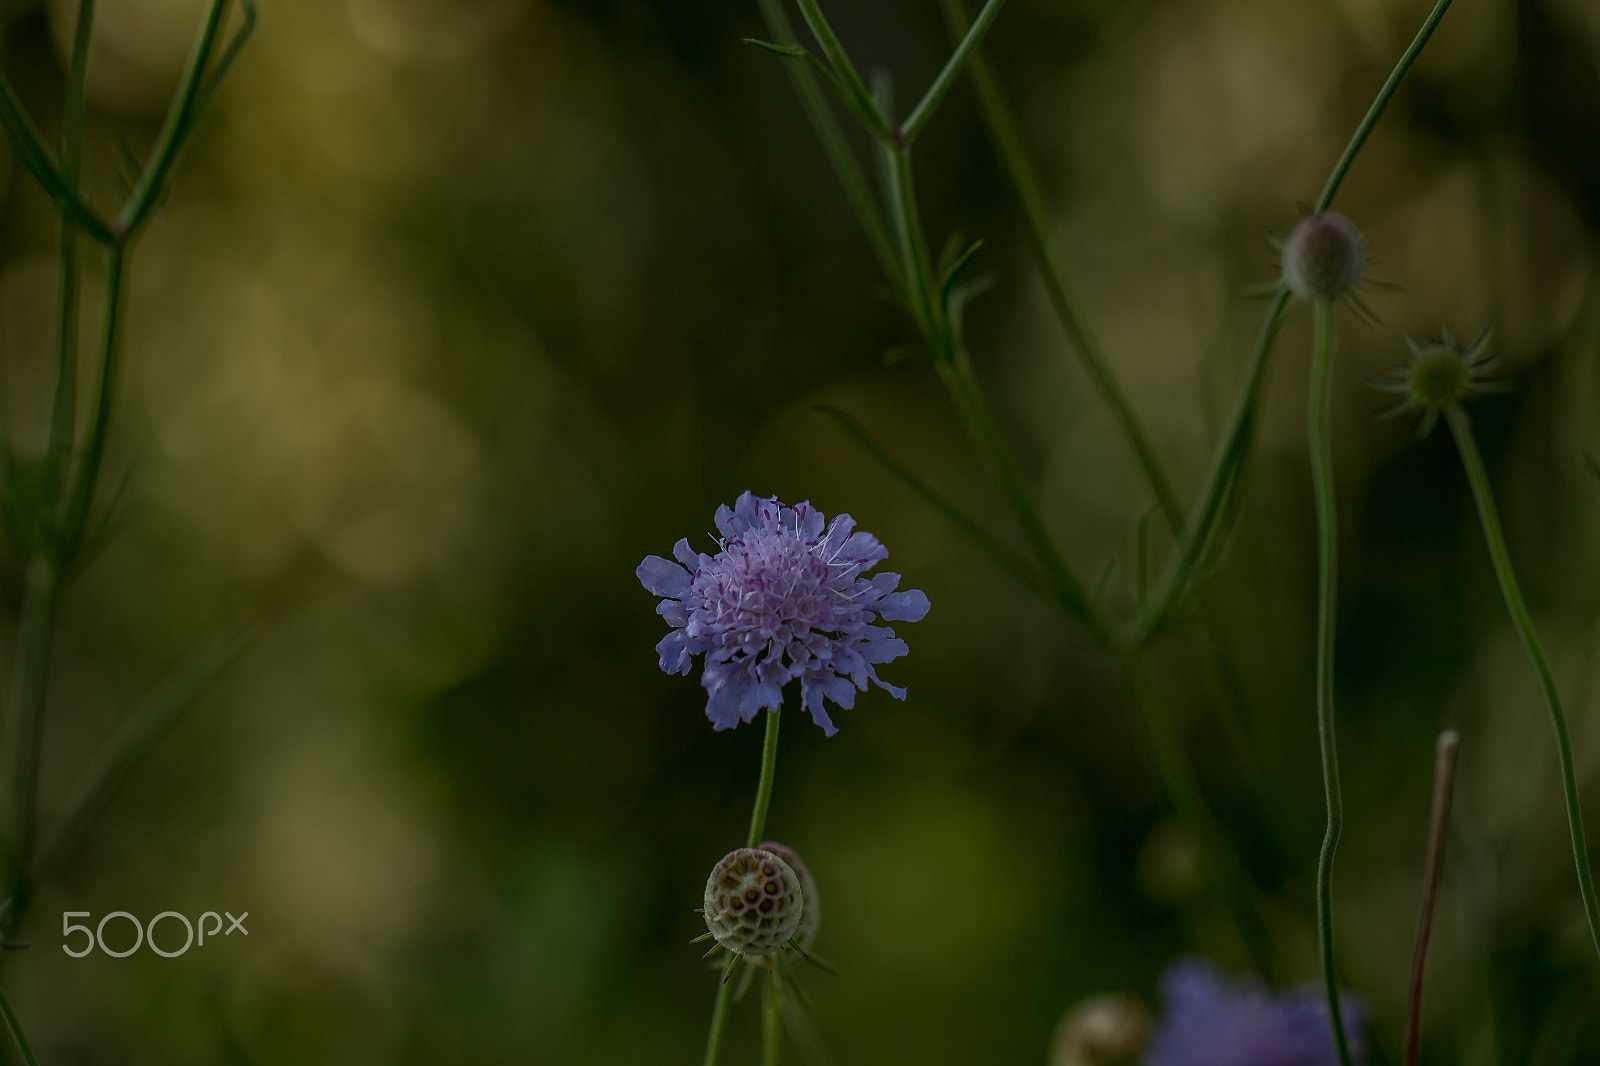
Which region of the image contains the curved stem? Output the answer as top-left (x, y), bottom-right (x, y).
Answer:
top-left (1308, 298), bottom-right (1356, 1066)
top-left (1314, 0), bottom-right (1454, 212)
top-left (1445, 403), bottom-right (1600, 964)
top-left (762, 967), bottom-right (782, 1066)
top-left (1119, 651), bottom-right (1279, 982)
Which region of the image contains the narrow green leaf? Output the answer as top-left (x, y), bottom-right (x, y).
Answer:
top-left (742, 38), bottom-right (807, 58)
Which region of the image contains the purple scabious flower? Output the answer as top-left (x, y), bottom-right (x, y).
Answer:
top-left (1145, 958), bottom-right (1366, 1066)
top-left (636, 492), bottom-right (930, 736)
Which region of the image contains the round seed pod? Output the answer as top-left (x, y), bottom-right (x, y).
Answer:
top-left (1281, 211), bottom-right (1365, 299)
top-left (703, 848), bottom-right (804, 957)
top-left (756, 841), bottom-right (819, 952)
top-left (1049, 993), bottom-right (1152, 1066)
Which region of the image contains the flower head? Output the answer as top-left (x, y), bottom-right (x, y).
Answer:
top-left (637, 492), bottom-right (930, 735)
top-left (1371, 327), bottom-right (1503, 437)
top-left (1145, 958), bottom-right (1366, 1066)
top-left (702, 847), bottom-right (805, 958)
top-left (1281, 212), bottom-right (1366, 300)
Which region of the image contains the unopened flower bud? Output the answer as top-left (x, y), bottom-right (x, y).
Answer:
top-left (703, 847), bottom-right (804, 957)
top-left (1050, 993), bottom-right (1152, 1066)
top-left (1281, 212), bottom-right (1365, 299)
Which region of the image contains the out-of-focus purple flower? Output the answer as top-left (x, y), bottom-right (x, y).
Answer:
top-left (637, 492), bottom-right (930, 736)
top-left (1145, 958), bottom-right (1366, 1066)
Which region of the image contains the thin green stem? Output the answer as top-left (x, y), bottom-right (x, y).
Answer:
top-left (885, 147), bottom-right (942, 343)
top-left (703, 979), bottom-right (733, 1066)
top-left (937, 357), bottom-right (1109, 642)
top-left (705, 706), bottom-right (785, 1066)
top-left (1119, 652), bottom-right (1279, 982)
top-left (49, 0), bottom-right (98, 461)
top-left (1130, 289), bottom-right (1290, 646)
top-left (746, 707), bottom-right (782, 849)
top-left (1314, 0), bottom-right (1454, 213)
top-left (2, 557), bottom-right (60, 901)
top-left (790, 0), bottom-right (895, 143)
top-left (1308, 298), bottom-right (1356, 1066)
top-left (0, 75), bottom-right (113, 245)
top-left (114, 0), bottom-right (230, 238)
top-left (59, 244), bottom-right (125, 558)
top-left (0, 985), bottom-right (39, 1066)
top-left (762, 967), bottom-right (782, 1066)
top-left (899, 0), bottom-right (1007, 145)
top-left (941, 0), bottom-right (1177, 528)
top-left (755, 0), bottom-right (900, 284)
top-left (1446, 403), bottom-right (1600, 964)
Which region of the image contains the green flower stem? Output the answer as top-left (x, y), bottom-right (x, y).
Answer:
top-left (885, 147), bottom-right (943, 344)
top-left (1308, 298), bottom-right (1356, 1066)
top-left (937, 0), bottom-right (1179, 531)
top-left (1314, 0), bottom-right (1454, 214)
top-left (898, 0), bottom-right (1007, 145)
top-left (755, 0), bottom-right (900, 285)
top-left (704, 705), bottom-right (785, 1066)
top-left (936, 356), bottom-right (1109, 643)
top-left (49, 0), bottom-right (98, 461)
top-left (790, 0), bottom-right (895, 143)
top-left (1120, 651), bottom-right (1280, 982)
top-left (0, 984), bottom-right (39, 1066)
top-left (1129, 289), bottom-right (1291, 647)
top-left (2, 557), bottom-right (60, 905)
top-left (703, 980), bottom-right (733, 1066)
top-left (114, 0), bottom-right (230, 238)
top-left (0, 74), bottom-right (113, 245)
top-left (746, 707), bottom-right (782, 849)
top-left (762, 968), bottom-right (781, 1066)
top-left (59, 244), bottom-right (125, 557)
top-left (1445, 402), bottom-right (1600, 964)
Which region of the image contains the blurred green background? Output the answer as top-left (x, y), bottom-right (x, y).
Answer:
top-left (0, 0), bottom-right (1597, 1061)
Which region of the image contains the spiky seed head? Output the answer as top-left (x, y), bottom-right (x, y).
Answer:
top-left (1405, 343), bottom-right (1474, 408)
top-left (702, 848), bottom-right (804, 957)
top-left (1281, 211), bottom-right (1365, 299)
top-left (1050, 994), bottom-right (1153, 1066)
top-left (756, 841), bottom-right (819, 952)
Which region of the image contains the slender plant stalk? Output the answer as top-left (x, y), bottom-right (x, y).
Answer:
top-left (2, 558), bottom-right (60, 904)
top-left (754, 0), bottom-right (900, 283)
top-left (898, 0), bottom-right (1007, 145)
top-left (1131, 289), bottom-right (1290, 646)
top-left (790, 0), bottom-right (894, 142)
top-left (1445, 403), bottom-right (1600, 963)
top-left (50, 0), bottom-right (97, 460)
top-left (1314, 0), bottom-right (1455, 213)
top-left (0, 985), bottom-right (39, 1066)
top-left (937, 0), bottom-right (1179, 531)
top-left (1405, 729), bottom-right (1460, 1066)
top-left (60, 245), bottom-right (125, 553)
top-left (705, 706), bottom-right (785, 1066)
top-left (746, 707), bottom-right (782, 849)
top-left (762, 968), bottom-right (782, 1066)
top-left (1308, 298), bottom-right (1356, 1066)
top-left (1120, 652), bottom-right (1279, 982)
